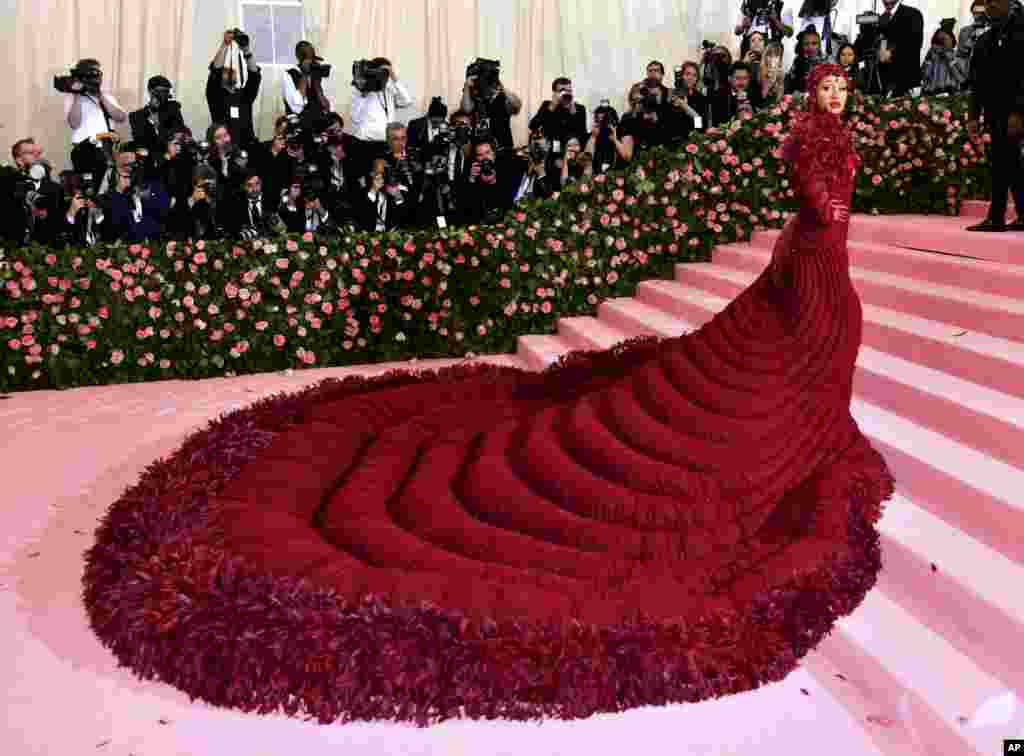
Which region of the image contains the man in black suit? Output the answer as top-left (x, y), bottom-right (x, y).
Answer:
top-left (528, 77), bottom-right (588, 156)
top-left (205, 30), bottom-right (262, 149)
top-left (408, 97), bottom-right (449, 154)
top-left (865, 0), bottom-right (925, 96)
top-left (226, 172), bottom-right (277, 239)
top-left (129, 76), bottom-right (187, 155)
top-left (966, 0), bottom-right (1024, 232)
top-left (2, 138), bottom-right (64, 246)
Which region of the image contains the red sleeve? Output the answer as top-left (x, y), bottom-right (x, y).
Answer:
top-left (794, 147), bottom-right (837, 226)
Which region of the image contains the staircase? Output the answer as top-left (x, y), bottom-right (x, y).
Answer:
top-left (513, 210), bottom-right (1024, 755)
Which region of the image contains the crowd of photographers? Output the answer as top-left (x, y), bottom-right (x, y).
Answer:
top-left (4, 3), bottom-right (1023, 247)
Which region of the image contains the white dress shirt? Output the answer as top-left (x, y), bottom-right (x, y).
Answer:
top-left (65, 92), bottom-right (126, 145)
top-left (350, 80), bottom-right (413, 142)
top-left (367, 191), bottom-right (388, 231)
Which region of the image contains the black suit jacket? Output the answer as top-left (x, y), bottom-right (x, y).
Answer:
top-left (970, 8), bottom-right (1024, 120)
top-left (880, 4), bottom-right (925, 94)
top-left (129, 103), bottom-right (187, 154)
top-left (528, 102), bottom-right (588, 149)
top-left (407, 116), bottom-right (430, 151)
top-left (0, 172), bottom-right (64, 246)
top-left (206, 64), bottom-right (262, 149)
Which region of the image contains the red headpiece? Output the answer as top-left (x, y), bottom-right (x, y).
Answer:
top-left (781, 62), bottom-right (858, 172)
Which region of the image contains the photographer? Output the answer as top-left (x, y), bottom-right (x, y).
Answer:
top-left (529, 78), bottom-right (588, 155)
top-left (171, 166), bottom-right (222, 240)
top-left (621, 84), bottom-right (675, 150)
top-left (669, 62), bottom-right (708, 132)
top-left (966, 0), bottom-right (1024, 232)
top-left (958, 1), bottom-right (990, 79)
top-left (785, 27), bottom-right (825, 94)
top-left (585, 100), bottom-right (628, 174)
top-left (458, 140), bottom-right (510, 225)
top-left (359, 158), bottom-right (414, 232)
top-left (226, 172), bottom-right (277, 240)
top-left (350, 57), bottom-right (414, 183)
top-left (759, 43), bottom-right (787, 103)
top-left (59, 172), bottom-right (106, 248)
top-left (461, 59), bottom-right (522, 150)
top-left (155, 128), bottom-right (199, 211)
top-left (206, 123), bottom-right (250, 199)
top-left (315, 135), bottom-right (356, 223)
top-left (60, 59), bottom-right (128, 177)
top-left (700, 44), bottom-right (734, 125)
top-left (509, 132), bottom-right (558, 206)
top-left (105, 143), bottom-right (171, 243)
top-left (206, 30), bottom-right (262, 149)
top-left (855, 0), bottom-right (924, 97)
top-left (129, 75), bottom-right (187, 155)
top-left (408, 97), bottom-right (450, 153)
top-left (560, 139), bottom-right (594, 186)
top-left (710, 63), bottom-right (761, 126)
top-left (282, 41), bottom-right (334, 118)
top-left (796, 0), bottom-right (838, 57)
top-left (921, 22), bottom-right (967, 95)
top-left (736, 0), bottom-right (794, 51)
top-left (626, 61), bottom-right (671, 116)
top-left (1, 138), bottom-right (63, 246)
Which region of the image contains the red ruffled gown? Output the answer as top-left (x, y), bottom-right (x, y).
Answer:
top-left (145, 92), bottom-right (895, 721)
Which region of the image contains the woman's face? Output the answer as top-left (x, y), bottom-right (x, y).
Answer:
top-left (802, 33), bottom-right (821, 59)
top-left (749, 33), bottom-right (766, 54)
top-left (816, 75), bottom-right (849, 115)
top-left (682, 65), bottom-right (698, 89)
top-left (839, 47), bottom-right (856, 66)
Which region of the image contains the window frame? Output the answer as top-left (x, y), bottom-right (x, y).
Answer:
top-left (237, 0), bottom-right (306, 69)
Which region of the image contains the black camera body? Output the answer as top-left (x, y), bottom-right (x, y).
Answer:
top-left (352, 59), bottom-right (389, 93)
top-left (742, 0), bottom-right (783, 20)
top-left (637, 86), bottom-right (661, 113)
top-left (594, 100), bottom-right (620, 139)
top-left (302, 57), bottom-right (332, 80)
top-left (467, 58), bottom-right (501, 99)
top-left (229, 28), bottom-right (250, 48)
top-left (528, 140), bottom-right (549, 164)
top-left (54, 63), bottom-right (102, 95)
top-left (479, 159), bottom-right (496, 179)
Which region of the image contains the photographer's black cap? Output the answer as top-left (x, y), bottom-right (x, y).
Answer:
top-left (148, 75), bottom-right (172, 91)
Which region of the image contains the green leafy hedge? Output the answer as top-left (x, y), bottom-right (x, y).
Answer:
top-left (0, 93), bottom-right (991, 392)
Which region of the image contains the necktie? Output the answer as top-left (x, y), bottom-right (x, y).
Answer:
top-left (250, 199), bottom-right (261, 224)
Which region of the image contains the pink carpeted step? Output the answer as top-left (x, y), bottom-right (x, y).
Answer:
top-left (847, 214), bottom-right (1024, 265)
top-left (873, 494), bottom-right (1024, 712)
top-left (557, 316), bottom-right (630, 352)
top-left (515, 334), bottom-right (571, 372)
top-left (676, 259), bottom-right (1024, 346)
top-left (961, 199), bottom-right (1017, 219)
top-left (596, 297), bottom-right (691, 339)
top-left (738, 235), bottom-right (1024, 300)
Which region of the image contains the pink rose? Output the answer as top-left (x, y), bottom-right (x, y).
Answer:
top-left (110, 350), bottom-right (125, 365)
top-left (273, 334), bottom-right (286, 347)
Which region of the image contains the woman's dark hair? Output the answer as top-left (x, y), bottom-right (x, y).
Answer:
top-left (647, 60), bottom-right (665, 75)
top-left (931, 27), bottom-right (956, 47)
top-left (837, 43), bottom-right (856, 62)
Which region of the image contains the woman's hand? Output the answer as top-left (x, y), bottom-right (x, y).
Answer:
top-left (831, 200), bottom-right (850, 223)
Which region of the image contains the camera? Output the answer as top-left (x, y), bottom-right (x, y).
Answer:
top-left (594, 99), bottom-right (620, 139)
top-left (423, 152), bottom-right (449, 177)
top-left (528, 139), bottom-right (549, 164)
top-left (54, 63), bottom-right (102, 94)
top-left (302, 57), bottom-right (332, 80)
top-left (352, 59), bottom-right (389, 93)
top-left (637, 86), bottom-right (660, 113)
top-left (472, 115), bottom-right (493, 141)
top-left (228, 28), bottom-right (250, 49)
top-left (466, 57), bottom-right (501, 99)
top-left (479, 159), bottom-right (496, 179)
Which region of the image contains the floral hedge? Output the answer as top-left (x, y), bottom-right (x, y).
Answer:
top-left (0, 93), bottom-right (991, 392)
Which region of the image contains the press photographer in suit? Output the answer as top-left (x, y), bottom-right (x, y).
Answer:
top-left (206, 30), bottom-right (262, 149)
top-left (966, 0), bottom-right (1024, 232)
top-left (129, 76), bottom-right (187, 155)
top-left (856, 0), bottom-right (924, 96)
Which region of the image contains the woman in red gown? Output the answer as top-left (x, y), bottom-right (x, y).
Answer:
top-left (85, 64), bottom-right (894, 724)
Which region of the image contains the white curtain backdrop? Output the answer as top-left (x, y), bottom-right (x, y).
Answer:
top-left (0, 0), bottom-right (976, 172)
